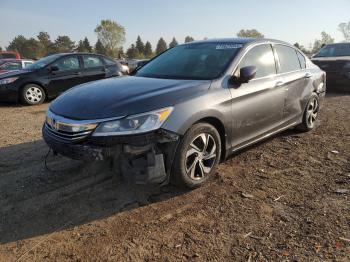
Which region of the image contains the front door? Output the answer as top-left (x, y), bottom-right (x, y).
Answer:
top-left (229, 44), bottom-right (285, 148)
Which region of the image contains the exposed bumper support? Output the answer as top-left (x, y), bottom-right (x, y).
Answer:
top-left (43, 127), bottom-right (180, 185)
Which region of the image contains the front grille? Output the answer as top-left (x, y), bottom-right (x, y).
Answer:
top-left (45, 122), bottom-right (93, 142)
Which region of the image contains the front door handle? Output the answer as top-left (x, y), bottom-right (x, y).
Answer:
top-left (305, 72), bottom-right (313, 78)
top-left (275, 81), bottom-right (284, 87)
top-left (74, 72), bottom-right (82, 76)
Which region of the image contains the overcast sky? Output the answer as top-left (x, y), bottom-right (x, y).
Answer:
top-left (0, 0), bottom-right (349, 49)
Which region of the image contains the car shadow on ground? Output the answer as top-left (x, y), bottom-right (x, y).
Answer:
top-left (0, 140), bottom-right (187, 244)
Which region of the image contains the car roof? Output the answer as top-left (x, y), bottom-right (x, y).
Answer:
top-left (184, 37), bottom-right (292, 46)
top-left (324, 42), bottom-right (350, 46)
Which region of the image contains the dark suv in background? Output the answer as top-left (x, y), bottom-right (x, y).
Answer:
top-left (312, 43), bottom-right (350, 90)
top-left (0, 53), bottom-right (122, 105)
top-left (43, 38), bottom-right (326, 188)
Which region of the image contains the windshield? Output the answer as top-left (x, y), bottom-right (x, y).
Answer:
top-left (135, 43), bottom-right (243, 80)
top-left (25, 54), bottom-right (61, 70)
top-left (314, 44), bottom-right (350, 57)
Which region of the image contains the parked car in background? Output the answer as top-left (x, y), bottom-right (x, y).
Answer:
top-left (312, 43), bottom-right (350, 90)
top-left (0, 51), bottom-right (21, 59)
top-left (116, 59), bottom-right (130, 74)
top-left (0, 59), bottom-right (34, 74)
top-left (128, 59), bottom-right (150, 72)
top-left (0, 53), bottom-right (122, 105)
top-left (42, 38), bottom-right (326, 188)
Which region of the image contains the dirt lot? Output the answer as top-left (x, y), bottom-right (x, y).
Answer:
top-left (0, 91), bottom-right (349, 261)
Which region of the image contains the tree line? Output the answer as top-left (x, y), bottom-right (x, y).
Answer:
top-left (1, 19), bottom-right (349, 60)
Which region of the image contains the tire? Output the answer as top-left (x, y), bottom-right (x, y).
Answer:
top-left (296, 93), bottom-right (319, 132)
top-left (171, 123), bottom-right (222, 189)
top-left (21, 84), bottom-right (46, 105)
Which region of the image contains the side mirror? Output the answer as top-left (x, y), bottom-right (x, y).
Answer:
top-left (239, 66), bottom-right (257, 83)
top-left (49, 65), bottom-right (59, 72)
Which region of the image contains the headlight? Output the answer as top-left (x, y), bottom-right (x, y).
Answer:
top-left (0, 77), bottom-right (19, 85)
top-left (92, 107), bottom-right (173, 136)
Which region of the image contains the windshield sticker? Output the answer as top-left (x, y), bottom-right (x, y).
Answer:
top-left (216, 44), bottom-right (243, 49)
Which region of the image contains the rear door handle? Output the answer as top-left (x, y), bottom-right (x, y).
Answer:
top-left (305, 72), bottom-right (313, 78)
top-left (275, 81), bottom-right (284, 87)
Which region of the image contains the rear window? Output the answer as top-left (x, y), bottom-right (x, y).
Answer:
top-left (275, 45), bottom-right (301, 73)
top-left (315, 44), bottom-right (350, 57)
top-left (83, 55), bottom-right (104, 68)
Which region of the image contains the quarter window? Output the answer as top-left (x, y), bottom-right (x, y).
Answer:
top-left (275, 45), bottom-right (301, 73)
top-left (52, 56), bottom-right (80, 71)
top-left (238, 44), bottom-right (276, 79)
top-left (104, 57), bottom-right (116, 66)
top-left (296, 51), bottom-right (306, 69)
top-left (83, 55), bottom-right (104, 68)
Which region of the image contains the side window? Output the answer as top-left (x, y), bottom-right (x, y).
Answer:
top-left (275, 45), bottom-right (301, 73)
top-left (24, 62), bottom-right (33, 68)
top-left (52, 56), bottom-right (80, 71)
top-left (296, 51), bottom-right (306, 69)
top-left (83, 55), bottom-right (104, 68)
top-left (238, 44), bottom-right (276, 79)
top-left (1, 62), bottom-right (22, 70)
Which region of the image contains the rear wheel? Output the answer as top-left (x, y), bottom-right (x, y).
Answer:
top-left (296, 93), bottom-right (319, 132)
top-left (21, 84), bottom-right (46, 105)
top-left (171, 123), bottom-right (221, 189)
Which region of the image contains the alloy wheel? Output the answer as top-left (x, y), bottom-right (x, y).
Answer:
top-left (306, 97), bottom-right (318, 128)
top-left (185, 133), bottom-right (217, 180)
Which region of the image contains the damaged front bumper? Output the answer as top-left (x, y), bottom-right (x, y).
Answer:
top-left (42, 125), bottom-right (180, 184)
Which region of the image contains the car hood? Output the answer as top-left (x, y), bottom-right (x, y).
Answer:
top-left (50, 76), bottom-right (211, 120)
top-left (0, 69), bottom-right (31, 79)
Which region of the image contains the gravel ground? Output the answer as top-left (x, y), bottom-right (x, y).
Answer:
top-left (0, 91), bottom-right (349, 261)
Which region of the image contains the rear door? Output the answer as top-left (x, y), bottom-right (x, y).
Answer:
top-left (273, 44), bottom-right (307, 124)
top-left (81, 55), bottom-right (106, 83)
top-left (47, 55), bottom-right (82, 96)
top-left (230, 44), bottom-right (285, 147)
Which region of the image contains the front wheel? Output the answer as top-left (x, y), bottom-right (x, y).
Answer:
top-left (171, 123), bottom-right (221, 189)
top-left (296, 93), bottom-right (319, 132)
top-left (21, 84), bottom-right (46, 105)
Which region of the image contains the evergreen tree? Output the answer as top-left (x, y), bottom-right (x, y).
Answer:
top-left (53, 36), bottom-right (75, 53)
top-left (126, 44), bottom-right (139, 59)
top-left (82, 37), bottom-right (93, 52)
top-left (155, 37), bottom-right (167, 55)
top-left (95, 39), bottom-right (107, 55)
top-left (135, 36), bottom-right (145, 55)
top-left (185, 36), bottom-right (194, 43)
top-left (37, 31), bottom-right (54, 56)
top-left (144, 41), bottom-right (153, 57)
top-left (169, 37), bottom-right (178, 48)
